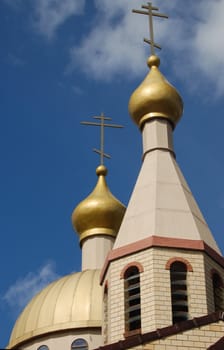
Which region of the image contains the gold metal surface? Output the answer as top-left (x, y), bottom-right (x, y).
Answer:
top-left (72, 165), bottom-right (126, 245)
top-left (8, 270), bottom-right (102, 349)
top-left (81, 113), bottom-right (123, 165)
top-left (132, 2), bottom-right (168, 55)
top-left (130, 3), bottom-right (183, 128)
top-left (128, 55), bottom-right (183, 129)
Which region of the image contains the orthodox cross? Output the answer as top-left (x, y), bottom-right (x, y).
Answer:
top-left (132, 2), bottom-right (168, 55)
top-left (81, 113), bottom-right (123, 165)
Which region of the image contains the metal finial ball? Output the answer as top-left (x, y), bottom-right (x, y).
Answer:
top-left (147, 55), bottom-right (160, 68)
top-left (96, 165), bottom-right (107, 176)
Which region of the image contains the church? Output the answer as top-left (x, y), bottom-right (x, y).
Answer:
top-left (7, 3), bottom-right (224, 350)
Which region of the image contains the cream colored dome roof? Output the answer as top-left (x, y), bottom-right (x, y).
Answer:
top-left (8, 269), bottom-right (102, 349)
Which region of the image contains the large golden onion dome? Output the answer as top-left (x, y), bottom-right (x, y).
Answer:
top-left (72, 165), bottom-right (126, 245)
top-left (8, 269), bottom-right (102, 349)
top-left (128, 55), bottom-right (183, 129)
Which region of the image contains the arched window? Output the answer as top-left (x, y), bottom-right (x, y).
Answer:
top-left (71, 339), bottom-right (88, 350)
top-left (212, 272), bottom-right (224, 311)
top-left (37, 346), bottom-right (49, 350)
top-left (124, 266), bottom-right (141, 332)
top-left (170, 261), bottom-right (188, 324)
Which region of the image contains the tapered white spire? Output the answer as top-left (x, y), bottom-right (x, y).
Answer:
top-left (113, 55), bottom-right (220, 254)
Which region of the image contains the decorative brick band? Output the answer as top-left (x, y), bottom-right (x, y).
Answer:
top-left (100, 236), bottom-right (224, 285)
top-left (165, 257), bottom-right (193, 271)
top-left (94, 311), bottom-right (224, 350)
top-left (120, 261), bottom-right (144, 279)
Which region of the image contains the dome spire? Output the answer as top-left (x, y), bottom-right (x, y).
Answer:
top-left (72, 114), bottom-right (126, 270)
top-left (129, 2), bottom-right (183, 129)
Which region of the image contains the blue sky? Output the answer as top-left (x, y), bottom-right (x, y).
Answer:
top-left (1, 0), bottom-right (224, 347)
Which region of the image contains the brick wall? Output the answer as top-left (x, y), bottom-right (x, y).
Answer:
top-left (105, 246), bottom-right (224, 344)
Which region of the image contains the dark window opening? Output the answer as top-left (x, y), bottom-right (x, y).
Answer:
top-left (124, 266), bottom-right (141, 332)
top-left (71, 339), bottom-right (88, 350)
top-left (103, 285), bottom-right (108, 344)
top-left (170, 261), bottom-right (188, 324)
top-left (38, 346), bottom-right (49, 350)
top-left (213, 273), bottom-right (224, 311)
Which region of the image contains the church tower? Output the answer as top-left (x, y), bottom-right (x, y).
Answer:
top-left (72, 113), bottom-right (126, 272)
top-left (7, 2), bottom-right (224, 350)
top-left (100, 3), bottom-right (224, 347)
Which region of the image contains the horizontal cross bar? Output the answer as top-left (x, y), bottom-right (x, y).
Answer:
top-left (132, 9), bottom-right (148, 15)
top-left (93, 116), bottom-right (112, 120)
top-left (142, 5), bottom-right (159, 10)
top-left (132, 9), bottom-right (168, 19)
top-left (81, 121), bottom-right (123, 128)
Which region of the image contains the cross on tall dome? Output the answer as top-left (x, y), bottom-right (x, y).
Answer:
top-left (132, 2), bottom-right (168, 55)
top-left (81, 113), bottom-right (123, 165)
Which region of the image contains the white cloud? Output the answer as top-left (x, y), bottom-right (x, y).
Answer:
top-left (69, 0), bottom-right (148, 80)
top-left (72, 85), bottom-right (84, 95)
top-left (7, 53), bottom-right (25, 66)
top-left (68, 0), bottom-right (224, 96)
top-left (3, 262), bottom-right (59, 312)
top-left (4, 0), bottom-right (224, 95)
top-left (68, 0), bottom-right (193, 80)
top-left (4, 0), bottom-right (85, 40)
top-left (192, 0), bottom-right (224, 96)
top-left (32, 0), bottom-right (85, 39)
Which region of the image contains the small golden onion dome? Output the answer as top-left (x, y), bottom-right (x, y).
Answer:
top-left (72, 165), bottom-right (126, 245)
top-left (128, 55), bottom-right (183, 129)
top-left (8, 270), bottom-right (102, 349)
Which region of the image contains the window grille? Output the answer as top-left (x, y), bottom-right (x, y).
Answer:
top-left (124, 266), bottom-right (141, 332)
top-left (170, 261), bottom-right (188, 324)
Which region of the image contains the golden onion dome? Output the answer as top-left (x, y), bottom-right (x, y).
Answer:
top-left (128, 55), bottom-right (183, 129)
top-left (72, 165), bottom-right (126, 245)
top-left (8, 269), bottom-right (102, 349)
